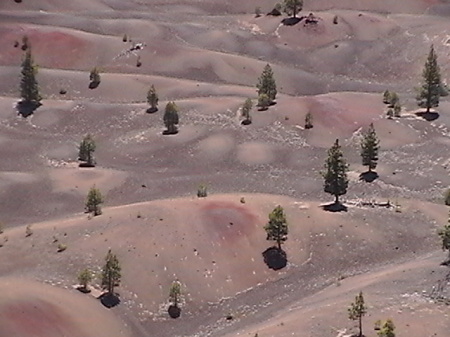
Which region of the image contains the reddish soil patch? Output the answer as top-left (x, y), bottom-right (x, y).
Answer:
top-left (1, 299), bottom-right (82, 337)
top-left (200, 201), bottom-right (258, 243)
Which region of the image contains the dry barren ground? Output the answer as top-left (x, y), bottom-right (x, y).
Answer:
top-left (0, 1), bottom-right (450, 337)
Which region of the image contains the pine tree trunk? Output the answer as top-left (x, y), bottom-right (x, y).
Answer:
top-left (359, 315), bottom-right (362, 337)
top-left (334, 194), bottom-right (339, 204)
top-left (277, 239), bottom-right (281, 250)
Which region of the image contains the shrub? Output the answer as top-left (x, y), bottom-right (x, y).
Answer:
top-left (25, 225), bottom-right (33, 237)
top-left (444, 188), bottom-right (450, 206)
top-left (197, 184), bottom-right (207, 198)
top-left (57, 243), bottom-right (67, 252)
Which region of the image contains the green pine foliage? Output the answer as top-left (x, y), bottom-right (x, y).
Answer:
top-left (438, 213), bottom-right (450, 264)
top-left (264, 205), bottom-right (288, 250)
top-left (256, 64), bottom-right (277, 104)
top-left (20, 47), bottom-right (41, 104)
top-left (78, 268), bottom-right (93, 291)
top-left (377, 319), bottom-right (395, 337)
top-left (348, 291), bottom-right (367, 337)
top-left (101, 249), bottom-right (121, 294)
top-left (257, 93), bottom-right (271, 111)
top-left (360, 123), bottom-right (380, 172)
top-left (322, 139), bottom-right (349, 204)
top-left (241, 98), bottom-right (253, 124)
top-left (417, 45), bottom-right (445, 113)
top-left (283, 0), bottom-right (303, 18)
top-left (163, 101), bottom-right (179, 134)
top-left (147, 85), bottom-right (159, 112)
top-left (169, 281), bottom-right (181, 307)
top-left (78, 134), bottom-right (96, 167)
top-left (85, 185), bottom-right (103, 216)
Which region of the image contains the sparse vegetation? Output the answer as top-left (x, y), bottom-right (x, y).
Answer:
top-left (20, 47), bottom-right (41, 106)
top-left (348, 291), bottom-right (367, 337)
top-left (360, 123), bottom-right (379, 173)
top-left (122, 34), bottom-right (128, 42)
top-left (257, 93), bottom-right (271, 111)
top-left (377, 319), bottom-right (395, 337)
top-left (438, 214), bottom-right (450, 265)
top-left (322, 139), bottom-right (349, 205)
top-left (85, 185), bottom-right (103, 216)
top-left (282, 0), bottom-right (303, 18)
top-left (264, 205), bottom-right (288, 250)
top-left (241, 98), bottom-right (253, 125)
top-left (305, 112), bottom-right (313, 129)
top-left (255, 6), bottom-right (262, 18)
top-left (147, 85), bottom-right (159, 113)
top-left (444, 188), bottom-right (450, 206)
top-left (25, 225), bottom-right (33, 237)
top-left (168, 281), bottom-right (182, 318)
top-left (21, 35), bottom-right (29, 51)
top-left (89, 67), bottom-right (101, 89)
top-left (197, 184), bottom-right (207, 198)
top-left (256, 64), bottom-right (277, 105)
top-left (417, 45), bottom-right (447, 113)
top-left (101, 249), bottom-right (121, 295)
top-left (163, 101), bottom-right (179, 135)
top-left (78, 268), bottom-right (93, 292)
top-left (78, 134), bottom-right (96, 167)
top-left (57, 243), bottom-right (67, 252)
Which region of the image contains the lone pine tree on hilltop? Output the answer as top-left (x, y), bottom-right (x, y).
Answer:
top-left (264, 205), bottom-right (288, 250)
top-left (417, 45), bottom-right (447, 113)
top-left (257, 64), bottom-right (277, 104)
top-left (360, 123), bottom-right (380, 173)
top-left (283, 0), bottom-right (303, 18)
top-left (348, 291), bottom-right (367, 337)
top-left (20, 47), bottom-right (41, 105)
top-left (322, 139), bottom-right (349, 204)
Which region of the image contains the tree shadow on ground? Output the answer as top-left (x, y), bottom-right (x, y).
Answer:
top-left (79, 162), bottom-right (95, 168)
top-left (76, 286), bottom-right (91, 294)
top-left (162, 129), bottom-right (179, 135)
top-left (98, 292), bottom-right (120, 308)
top-left (146, 107), bottom-right (158, 113)
top-left (168, 305), bottom-right (181, 318)
top-left (281, 17), bottom-right (302, 26)
top-left (359, 171), bottom-right (379, 183)
top-left (416, 111), bottom-right (439, 121)
top-left (88, 81), bottom-right (100, 89)
top-left (321, 202), bottom-right (348, 212)
top-left (16, 101), bottom-right (41, 118)
top-left (262, 246), bottom-right (287, 270)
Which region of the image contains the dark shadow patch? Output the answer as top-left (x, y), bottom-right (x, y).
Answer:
top-left (415, 111), bottom-right (439, 121)
top-left (76, 286), bottom-right (91, 294)
top-left (267, 8), bottom-right (282, 16)
top-left (162, 129), bottom-right (179, 135)
top-left (146, 107), bottom-right (158, 113)
top-left (359, 171), bottom-right (379, 183)
top-left (281, 17), bottom-right (302, 26)
top-left (98, 292), bottom-right (120, 308)
top-left (78, 162), bottom-right (95, 168)
top-left (257, 106), bottom-right (269, 111)
top-left (168, 305), bottom-right (181, 318)
top-left (16, 101), bottom-right (41, 118)
top-left (241, 119), bottom-right (252, 125)
top-left (262, 246), bottom-right (287, 270)
top-left (321, 202), bottom-right (348, 212)
top-left (88, 81), bottom-right (100, 89)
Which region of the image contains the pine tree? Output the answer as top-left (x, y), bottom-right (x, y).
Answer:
top-left (417, 45), bottom-right (445, 113)
top-left (305, 112), bottom-right (313, 129)
top-left (101, 249), bottom-right (121, 295)
top-left (257, 93), bottom-right (271, 111)
top-left (78, 268), bottom-right (93, 291)
top-left (322, 139), bottom-right (349, 204)
top-left (256, 64), bottom-right (277, 103)
top-left (382, 90), bottom-right (391, 104)
top-left (377, 319), bottom-right (395, 337)
top-left (78, 134), bottom-right (96, 167)
top-left (264, 205), bottom-right (288, 250)
top-left (360, 123), bottom-right (379, 172)
top-left (438, 213), bottom-right (450, 264)
top-left (20, 48), bottom-right (41, 105)
top-left (241, 98), bottom-right (253, 124)
top-left (85, 185), bottom-right (103, 216)
top-left (169, 281), bottom-right (181, 307)
top-left (89, 67), bottom-right (101, 89)
top-left (348, 291), bottom-right (367, 337)
top-left (163, 101), bottom-right (179, 134)
top-left (283, 0), bottom-right (303, 18)
top-left (147, 85), bottom-right (159, 113)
